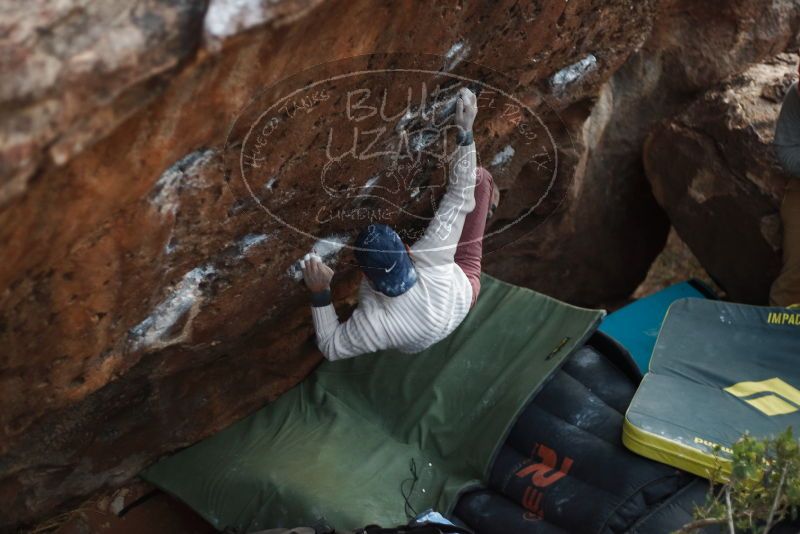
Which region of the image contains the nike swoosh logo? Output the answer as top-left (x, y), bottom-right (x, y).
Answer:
top-left (384, 261), bottom-right (397, 273)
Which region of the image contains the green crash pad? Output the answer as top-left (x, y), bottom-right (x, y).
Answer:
top-left (142, 275), bottom-right (604, 531)
top-left (623, 298), bottom-right (800, 480)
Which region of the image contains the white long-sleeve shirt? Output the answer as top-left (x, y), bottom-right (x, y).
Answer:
top-left (311, 140), bottom-right (478, 361)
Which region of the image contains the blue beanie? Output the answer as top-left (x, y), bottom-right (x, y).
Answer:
top-left (354, 224), bottom-right (417, 297)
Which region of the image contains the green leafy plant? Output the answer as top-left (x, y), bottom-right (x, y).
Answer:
top-left (677, 428), bottom-right (800, 533)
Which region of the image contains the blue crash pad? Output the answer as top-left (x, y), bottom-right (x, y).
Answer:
top-left (599, 280), bottom-right (715, 372)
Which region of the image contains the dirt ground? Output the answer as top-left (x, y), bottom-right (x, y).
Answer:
top-left (633, 228), bottom-right (723, 300)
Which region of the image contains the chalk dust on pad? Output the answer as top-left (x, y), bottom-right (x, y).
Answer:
top-left (141, 274), bottom-right (603, 530)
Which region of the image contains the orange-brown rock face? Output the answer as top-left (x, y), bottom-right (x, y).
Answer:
top-left (0, 0), bottom-right (797, 529)
top-left (645, 54), bottom-right (799, 303)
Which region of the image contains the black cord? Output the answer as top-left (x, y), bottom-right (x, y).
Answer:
top-left (400, 457), bottom-right (419, 520)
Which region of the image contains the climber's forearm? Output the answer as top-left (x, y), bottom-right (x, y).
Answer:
top-left (310, 301), bottom-right (340, 359)
top-left (309, 289), bottom-right (338, 358)
top-left (410, 136), bottom-right (477, 266)
top-left (310, 303), bottom-right (391, 361)
top-left (433, 133), bottom-right (478, 244)
top-left (303, 256), bottom-right (345, 359)
top-left (410, 87), bottom-right (478, 267)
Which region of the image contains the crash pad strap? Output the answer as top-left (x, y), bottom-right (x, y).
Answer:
top-left (142, 274), bottom-right (604, 531)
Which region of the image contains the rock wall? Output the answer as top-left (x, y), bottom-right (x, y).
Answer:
top-left (484, 0), bottom-right (800, 305)
top-left (0, 0), bottom-right (798, 529)
top-left (645, 54), bottom-right (798, 303)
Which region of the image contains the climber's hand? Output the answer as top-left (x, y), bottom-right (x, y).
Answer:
top-left (455, 87), bottom-right (477, 133)
top-left (302, 254), bottom-right (334, 293)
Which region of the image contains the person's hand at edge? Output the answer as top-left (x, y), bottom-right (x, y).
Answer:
top-left (302, 254), bottom-right (334, 305)
top-left (455, 87), bottom-right (477, 140)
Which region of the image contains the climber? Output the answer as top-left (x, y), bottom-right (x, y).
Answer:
top-left (301, 87), bottom-right (499, 361)
top-left (770, 62), bottom-right (800, 307)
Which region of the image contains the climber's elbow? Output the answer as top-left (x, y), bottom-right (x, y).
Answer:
top-left (315, 335), bottom-right (337, 362)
